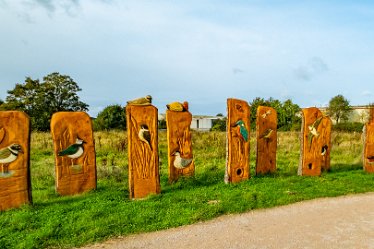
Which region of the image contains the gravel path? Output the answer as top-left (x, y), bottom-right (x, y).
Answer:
top-left (82, 193), bottom-right (374, 249)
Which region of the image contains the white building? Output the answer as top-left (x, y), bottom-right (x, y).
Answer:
top-left (190, 116), bottom-right (223, 131)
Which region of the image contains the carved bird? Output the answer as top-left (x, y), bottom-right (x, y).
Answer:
top-left (0, 143), bottom-right (22, 174)
top-left (234, 120), bottom-right (249, 142)
top-left (58, 138), bottom-right (85, 166)
top-left (321, 145), bottom-right (328, 156)
top-left (166, 101), bottom-right (189, 112)
top-left (259, 128), bottom-right (273, 140)
top-left (138, 124), bottom-right (152, 150)
top-left (261, 110), bottom-right (272, 119)
top-left (307, 116), bottom-right (323, 147)
top-left (173, 151), bottom-right (193, 169)
top-left (127, 95), bottom-right (152, 106)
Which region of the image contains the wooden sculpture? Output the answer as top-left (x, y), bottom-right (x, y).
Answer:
top-left (0, 111), bottom-right (32, 211)
top-left (225, 98), bottom-right (250, 183)
top-left (320, 116), bottom-right (332, 172)
top-left (126, 103), bottom-right (160, 199)
top-left (363, 107), bottom-right (374, 173)
top-left (298, 107), bottom-right (332, 176)
top-left (51, 112), bottom-right (96, 196)
top-left (166, 101), bottom-right (194, 183)
top-left (256, 106), bottom-right (277, 175)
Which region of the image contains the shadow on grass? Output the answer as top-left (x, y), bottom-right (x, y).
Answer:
top-left (330, 163), bottom-right (363, 173)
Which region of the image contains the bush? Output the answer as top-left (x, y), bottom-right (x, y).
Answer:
top-left (94, 104), bottom-right (126, 131)
top-left (211, 118), bottom-right (226, 131)
top-left (332, 122), bottom-right (364, 132)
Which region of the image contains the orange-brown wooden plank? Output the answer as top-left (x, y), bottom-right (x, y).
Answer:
top-left (51, 112), bottom-right (97, 196)
top-left (298, 107), bottom-right (331, 176)
top-left (126, 105), bottom-right (160, 199)
top-left (225, 98), bottom-right (250, 183)
top-left (256, 106), bottom-right (277, 175)
top-left (320, 116), bottom-right (332, 172)
top-left (363, 114), bottom-right (374, 173)
top-left (0, 111), bottom-right (32, 211)
top-left (166, 109), bottom-right (194, 183)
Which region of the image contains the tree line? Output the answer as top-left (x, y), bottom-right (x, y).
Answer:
top-left (0, 72), bottom-right (359, 131)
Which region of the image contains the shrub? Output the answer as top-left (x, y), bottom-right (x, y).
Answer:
top-left (332, 122), bottom-right (364, 132)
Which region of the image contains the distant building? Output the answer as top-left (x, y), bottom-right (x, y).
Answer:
top-left (319, 105), bottom-right (372, 124)
top-left (158, 114), bottom-right (224, 131)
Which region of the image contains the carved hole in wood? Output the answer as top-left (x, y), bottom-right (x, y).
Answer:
top-left (236, 168), bottom-right (243, 176)
top-left (308, 163), bottom-right (312, 170)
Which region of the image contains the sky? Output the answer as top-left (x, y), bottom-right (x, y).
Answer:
top-left (0, 0), bottom-right (373, 117)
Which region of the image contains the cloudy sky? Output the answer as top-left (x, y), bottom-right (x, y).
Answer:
top-left (0, 0), bottom-right (373, 117)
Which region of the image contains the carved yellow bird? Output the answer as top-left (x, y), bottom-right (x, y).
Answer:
top-left (166, 101), bottom-right (189, 112)
top-left (127, 95), bottom-right (152, 106)
top-left (259, 128), bottom-right (273, 140)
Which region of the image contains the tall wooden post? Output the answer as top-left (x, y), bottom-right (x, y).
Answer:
top-left (320, 116), bottom-right (332, 172)
top-left (225, 98), bottom-right (250, 183)
top-left (256, 106), bottom-right (277, 175)
top-left (298, 107), bottom-right (331, 176)
top-left (51, 112), bottom-right (97, 195)
top-left (0, 111), bottom-right (32, 211)
top-left (126, 105), bottom-right (160, 199)
top-left (166, 109), bottom-right (194, 183)
top-left (363, 107), bottom-right (374, 173)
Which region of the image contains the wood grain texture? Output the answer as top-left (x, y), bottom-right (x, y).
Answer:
top-left (51, 112), bottom-right (96, 196)
top-left (166, 110), bottom-right (194, 183)
top-left (298, 108), bottom-right (331, 176)
top-left (320, 116), bottom-right (332, 172)
top-left (126, 105), bottom-right (160, 199)
top-left (363, 117), bottom-right (374, 173)
top-left (225, 98), bottom-right (250, 183)
top-left (256, 106), bottom-right (277, 175)
top-left (0, 111), bottom-right (31, 211)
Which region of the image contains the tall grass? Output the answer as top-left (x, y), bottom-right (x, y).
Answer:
top-left (0, 130), bottom-right (373, 249)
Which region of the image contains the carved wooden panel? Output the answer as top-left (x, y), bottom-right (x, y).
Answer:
top-left (0, 111), bottom-right (31, 211)
top-left (256, 106), bottom-right (277, 175)
top-left (51, 112), bottom-right (96, 196)
top-left (320, 116), bottom-right (332, 172)
top-left (298, 107), bottom-right (331, 176)
top-left (363, 115), bottom-right (374, 173)
top-left (126, 105), bottom-right (160, 199)
top-left (225, 98), bottom-right (250, 183)
top-left (166, 109), bottom-right (194, 183)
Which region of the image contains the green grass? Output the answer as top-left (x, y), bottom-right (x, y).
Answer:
top-left (0, 131), bottom-right (373, 249)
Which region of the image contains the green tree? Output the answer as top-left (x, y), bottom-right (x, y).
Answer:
top-left (249, 97), bottom-right (301, 131)
top-left (1, 72), bottom-right (88, 131)
top-left (94, 105), bottom-right (126, 131)
top-left (211, 117), bottom-right (226, 131)
top-left (327, 94), bottom-right (351, 124)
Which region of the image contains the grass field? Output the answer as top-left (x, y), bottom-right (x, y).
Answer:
top-left (0, 131), bottom-right (373, 249)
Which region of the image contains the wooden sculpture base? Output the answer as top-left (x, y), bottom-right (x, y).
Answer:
top-left (363, 118), bottom-right (374, 173)
top-left (51, 112), bottom-right (97, 196)
top-left (298, 108), bottom-right (332, 176)
top-left (225, 98), bottom-right (250, 183)
top-left (127, 105), bottom-right (160, 199)
top-left (0, 111), bottom-right (31, 211)
top-left (256, 106), bottom-right (277, 175)
top-left (166, 110), bottom-right (194, 183)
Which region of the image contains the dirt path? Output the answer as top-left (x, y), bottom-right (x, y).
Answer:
top-left (82, 193), bottom-right (374, 249)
